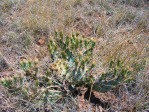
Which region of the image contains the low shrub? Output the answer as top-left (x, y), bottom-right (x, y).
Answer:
top-left (0, 32), bottom-right (135, 108)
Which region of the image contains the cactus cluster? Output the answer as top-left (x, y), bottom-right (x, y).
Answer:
top-left (48, 32), bottom-right (96, 86)
top-left (0, 58), bottom-right (62, 104)
top-left (93, 59), bottom-right (132, 92)
top-left (48, 32), bottom-right (134, 93)
top-left (0, 32), bottom-right (134, 108)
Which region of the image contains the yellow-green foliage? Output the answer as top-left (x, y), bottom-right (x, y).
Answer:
top-left (48, 32), bottom-right (96, 85)
top-left (0, 32), bottom-right (137, 102)
top-left (0, 59), bottom-right (62, 105)
top-left (48, 32), bottom-right (134, 92)
top-left (93, 59), bottom-right (132, 92)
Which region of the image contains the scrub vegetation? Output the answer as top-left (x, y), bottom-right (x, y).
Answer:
top-left (0, 0), bottom-right (149, 112)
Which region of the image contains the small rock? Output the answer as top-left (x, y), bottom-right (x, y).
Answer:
top-left (37, 36), bottom-right (46, 45)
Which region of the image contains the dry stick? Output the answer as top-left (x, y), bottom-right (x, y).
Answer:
top-left (89, 79), bottom-right (93, 102)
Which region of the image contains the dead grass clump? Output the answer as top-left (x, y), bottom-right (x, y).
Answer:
top-left (113, 0), bottom-right (147, 7)
top-left (112, 9), bottom-right (136, 27)
top-left (19, 0), bottom-right (112, 37)
top-left (137, 19), bottom-right (148, 30)
top-left (93, 27), bottom-right (149, 111)
top-left (0, 0), bottom-right (14, 12)
top-left (98, 30), bottom-right (148, 74)
top-left (20, 0), bottom-right (77, 36)
top-left (0, 31), bottom-right (33, 50)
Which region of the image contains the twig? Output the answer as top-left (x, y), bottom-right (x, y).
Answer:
top-left (89, 79), bottom-right (93, 102)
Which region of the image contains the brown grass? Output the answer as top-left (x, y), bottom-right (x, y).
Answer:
top-left (0, 0), bottom-right (149, 111)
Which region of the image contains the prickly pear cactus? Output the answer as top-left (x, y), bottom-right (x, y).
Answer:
top-left (92, 59), bottom-right (132, 92)
top-left (0, 58), bottom-right (62, 104)
top-left (48, 32), bottom-right (96, 85)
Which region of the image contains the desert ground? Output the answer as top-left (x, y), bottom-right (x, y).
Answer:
top-left (0, 0), bottom-right (149, 112)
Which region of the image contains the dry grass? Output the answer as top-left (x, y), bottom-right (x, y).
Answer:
top-left (0, 0), bottom-right (149, 111)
